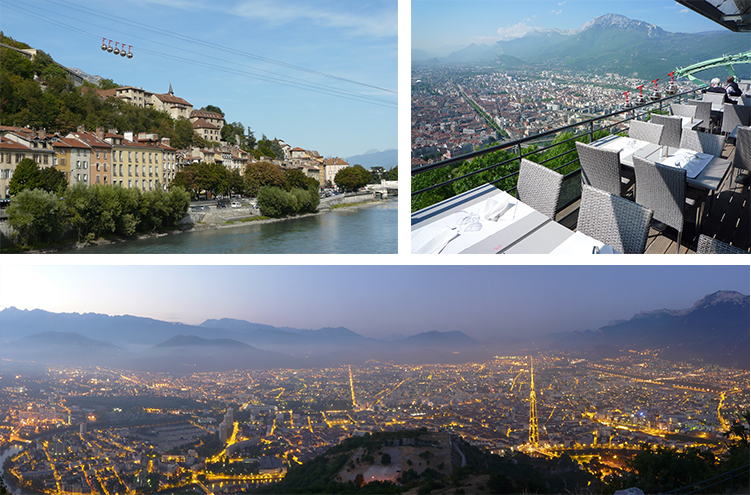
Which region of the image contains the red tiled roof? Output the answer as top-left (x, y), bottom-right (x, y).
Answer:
top-left (54, 137), bottom-right (90, 149)
top-left (154, 92), bottom-right (192, 106)
top-left (192, 118), bottom-right (218, 130)
top-left (0, 136), bottom-right (30, 150)
top-left (73, 132), bottom-right (110, 148)
top-left (190, 110), bottom-right (224, 120)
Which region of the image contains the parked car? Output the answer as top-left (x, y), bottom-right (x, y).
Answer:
top-left (231, 201), bottom-right (241, 208)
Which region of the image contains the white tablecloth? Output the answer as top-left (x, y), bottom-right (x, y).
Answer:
top-left (411, 192), bottom-right (536, 254)
top-left (598, 137), bottom-right (649, 160)
top-left (656, 149), bottom-right (713, 179)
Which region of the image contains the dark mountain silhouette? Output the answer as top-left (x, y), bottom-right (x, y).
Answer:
top-left (143, 334), bottom-right (304, 372)
top-left (6, 331), bottom-right (131, 367)
top-left (344, 149), bottom-right (398, 169)
top-left (544, 291), bottom-right (749, 368)
top-left (1, 290), bottom-right (747, 368)
top-left (153, 335), bottom-right (254, 349)
top-left (0, 307), bottom-right (215, 347)
top-left (426, 14), bottom-right (748, 79)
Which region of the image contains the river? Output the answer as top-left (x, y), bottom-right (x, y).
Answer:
top-left (1, 444), bottom-right (25, 495)
top-left (71, 199), bottom-right (397, 254)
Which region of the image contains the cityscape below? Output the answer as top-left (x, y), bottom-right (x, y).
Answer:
top-left (0, 286), bottom-right (748, 495)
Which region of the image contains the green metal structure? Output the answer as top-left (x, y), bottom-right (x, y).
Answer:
top-left (675, 50), bottom-right (751, 86)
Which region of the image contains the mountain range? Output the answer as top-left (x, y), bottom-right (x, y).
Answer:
top-left (0, 290), bottom-right (747, 371)
top-left (414, 14), bottom-right (750, 79)
top-left (345, 149), bottom-right (398, 169)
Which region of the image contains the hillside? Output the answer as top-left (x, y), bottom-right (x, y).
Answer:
top-left (0, 34), bottom-right (203, 149)
top-left (255, 430), bottom-right (599, 494)
top-left (424, 14), bottom-right (750, 79)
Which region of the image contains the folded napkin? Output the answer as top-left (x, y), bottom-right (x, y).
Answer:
top-left (660, 150), bottom-right (712, 179)
top-left (483, 195), bottom-right (512, 221)
top-left (412, 226), bottom-right (459, 254)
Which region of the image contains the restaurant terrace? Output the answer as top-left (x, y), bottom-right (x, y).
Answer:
top-left (411, 3), bottom-right (750, 255)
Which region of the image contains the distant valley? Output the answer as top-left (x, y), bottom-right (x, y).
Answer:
top-left (1, 290), bottom-right (747, 371)
top-left (413, 14), bottom-right (750, 79)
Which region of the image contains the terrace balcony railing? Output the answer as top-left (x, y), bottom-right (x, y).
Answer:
top-left (663, 463), bottom-right (750, 494)
top-left (411, 86), bottom-right (706, 215)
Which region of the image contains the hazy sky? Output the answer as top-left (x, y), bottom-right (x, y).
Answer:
top-left (0, 0), bottom-right (396, 158)
top-left (412, 0), bottom-right (744, 55)
top-left (0, 265), bottom-right (747, 341)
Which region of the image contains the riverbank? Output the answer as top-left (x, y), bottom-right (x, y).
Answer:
top-left (6, 197), bottom-right (391, 253)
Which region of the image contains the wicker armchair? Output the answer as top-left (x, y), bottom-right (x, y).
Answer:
top-left (629, 120), bottom-right (664, 145)
top-left (721, 103), bottom-right (751, 135)
top-left (702, 92), bottom-right (727, 106)
top-left (517, 158), bottom-right (563, 219)
top-left (633, 155), bottom-right (696, 253)
top-left (696, 234), bottom-right (748, 254)
top-left (679, 130), bottom-right (725, 157)
top-left (650, 114), bottom-right (683, 148)
top-left (670, 103), bottom-right (697, 118)
top-left (733, 126), bottom-right (751, 186)
top-left (577, 184), bottom-right (653, 254)
top-left (685, 101), bottom-right (713, 132)
top-left (575, 141), bottom-right (632, 197)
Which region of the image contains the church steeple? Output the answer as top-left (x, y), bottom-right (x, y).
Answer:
top-left (168, 83), bottom-right (173, 95)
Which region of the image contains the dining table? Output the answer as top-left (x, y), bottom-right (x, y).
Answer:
top-left (411, 183), bottom-right (618, 254)
top-left (590, 134), bottom-right (733, 231)
top-left (590, 134), bottom-right (731, 192)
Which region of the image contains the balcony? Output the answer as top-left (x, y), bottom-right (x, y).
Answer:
top-left (412, 88), bottom-right (749, 254)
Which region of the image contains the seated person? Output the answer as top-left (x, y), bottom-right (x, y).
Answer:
top-left (703, 77), bottom-right (734, 103)
top-left (726, 76), bottom-right (742, 97)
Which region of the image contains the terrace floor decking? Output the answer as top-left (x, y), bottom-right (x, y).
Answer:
top-left (557, 140), bottom-right (750, 254)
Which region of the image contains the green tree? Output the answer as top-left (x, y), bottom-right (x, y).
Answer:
top-left (64, 182), bottom-right (96, 242)
top-left (228, 169), bottom-right (244, 196)
top-left (283, 168), bottom-right (309, 191)
top-left (113, 186), bottom-right (141, 236)
top-left (244, 161), bottom-right (285, 196)
top-left (201, 105), bottom-right (224, 116)
top-left (39, 166), bottom-right (68, 194)
top-left (388, 165), bottom-right (398, 181)
top-left (221, 121), bottom-right (246, 146)
top-left (257, 186), bottom-right (293, 218)
top-left (352, 164), bottom-right (372, 186)
top-left (198, 162), bottom-right (229, 198)
top-left (8, 158), bottom-right (43, 196)
top-left (334, 166), bottom-right (370, 191)
top-left (381, 453), bottom-right (391, 465)
top-left (171, 165), bottom-right (200, 199)
top-left (7, 188), bottom-right (67, 245)
top-left (0, 47), bottom-right (34, 79)
top-left (98, 78), bottom-right (120, 90)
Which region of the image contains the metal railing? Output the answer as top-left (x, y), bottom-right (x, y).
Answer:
top-left (663, 464), bottom-right (750, 494)
top-left (411, 86), bottom-right (705, 212)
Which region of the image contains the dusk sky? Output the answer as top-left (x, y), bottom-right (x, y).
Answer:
top-left (0, 265), bottom-right (747, 341)
top-left (412, 0), bottom-right (748, 56)
top-left (0, 0), bottom-right (396, 158)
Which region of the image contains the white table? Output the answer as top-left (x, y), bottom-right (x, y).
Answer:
top-left (411, 184), bottom-right (614, 254)
top-left (591, 135), bottom-right (731, 192)
top-left (680, 117), bottom-right (703, 130)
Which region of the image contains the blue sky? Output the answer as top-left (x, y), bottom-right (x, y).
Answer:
top-left (0, 0), bottom-right (397, 158)
top-left (0, 265), bottom-right (747, 341)
top-left (412, 0), bottom-right (735, 55)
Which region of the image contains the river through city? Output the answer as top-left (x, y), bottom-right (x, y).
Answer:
top-left (70, 200), bottom-right (397, 254)
top-left (1, 445), bottom-right (25, 495)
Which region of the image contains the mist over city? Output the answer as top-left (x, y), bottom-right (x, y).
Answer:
top-left (0, 265), bottom-right (748, 494)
